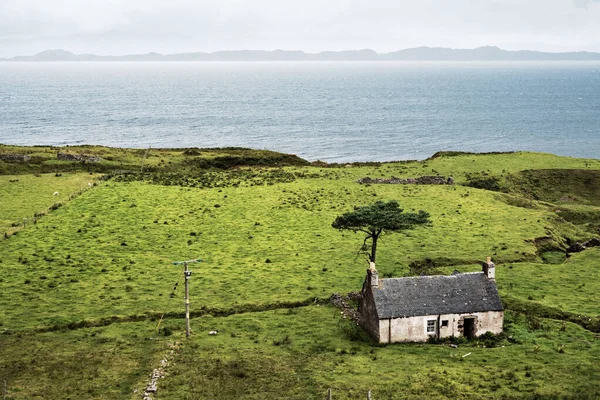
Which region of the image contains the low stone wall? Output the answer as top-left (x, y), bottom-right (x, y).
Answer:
top-left (0, 154), bottom-right (30, 162)
top-left (57, 152), bottom-right (102, 163)
top-left (358, 175), bottom-right (453, 185)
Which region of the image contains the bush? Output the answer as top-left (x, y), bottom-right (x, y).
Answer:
top-left (465, 175), bottom-right (503, 192)
top-left (186, 153), bottom-right (309, 170)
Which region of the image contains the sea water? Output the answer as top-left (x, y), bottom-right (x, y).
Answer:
top-left (0, 61), bottom-right (599, 162)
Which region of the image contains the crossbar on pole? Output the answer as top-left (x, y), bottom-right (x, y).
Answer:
top-left (173, 259), bottom-right (201, 265)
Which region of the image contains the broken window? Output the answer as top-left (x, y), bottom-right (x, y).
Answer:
top-left (426, 319), bottom-right (436, 334)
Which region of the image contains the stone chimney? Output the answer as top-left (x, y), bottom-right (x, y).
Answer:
top-left (367, 261), bottom-right (379, 288)
top-left (482, 256), bottom-right (495, 280)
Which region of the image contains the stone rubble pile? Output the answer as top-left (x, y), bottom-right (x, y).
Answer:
top-left (141, 341), bottom-right (181, 400)
top-left (330, 293), bottom-right (362, 324)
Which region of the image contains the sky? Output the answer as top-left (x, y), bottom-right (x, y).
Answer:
top-left (2, 0), bottom-right (600, 57)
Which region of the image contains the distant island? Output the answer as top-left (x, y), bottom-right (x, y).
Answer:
top-left (3, 46), bottom-right (600, 62)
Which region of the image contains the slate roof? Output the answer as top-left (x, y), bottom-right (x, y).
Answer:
top-left (372, 272), bottom-right (503, 319)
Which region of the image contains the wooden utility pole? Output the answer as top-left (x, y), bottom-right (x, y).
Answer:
top-left (140, 145), bottom-right (151, 173)
top-left (172, 259), bottom-right (201, 337)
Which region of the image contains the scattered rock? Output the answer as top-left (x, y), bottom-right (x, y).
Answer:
top-left (209, 330), bottom-right (218, 335)
top-left (146, 383), bottom-right (157, 393)
top-left (346, 291), bottom-right (362, 301)
top-left (140, 341), bottom-right (181, 399)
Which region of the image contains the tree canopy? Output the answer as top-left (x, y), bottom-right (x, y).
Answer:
top-left (332, 200), bottom-right (430, 263)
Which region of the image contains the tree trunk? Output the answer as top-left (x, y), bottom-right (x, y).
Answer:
top-left (371, 232), bottom-right (378, 263)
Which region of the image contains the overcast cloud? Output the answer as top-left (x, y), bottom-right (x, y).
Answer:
top-left (1, 0), bottom-right (600, 57)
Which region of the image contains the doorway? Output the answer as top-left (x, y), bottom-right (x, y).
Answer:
top-left (463, 317), bottom-right (476, 340)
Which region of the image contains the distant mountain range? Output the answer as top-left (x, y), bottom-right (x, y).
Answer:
top-left (3, 47), bottom-right (600, 62)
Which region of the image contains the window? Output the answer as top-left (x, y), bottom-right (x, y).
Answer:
top-left (426, 320), bottom-right (437, 334)
top-left (441, 320), bottom-right (449, 327)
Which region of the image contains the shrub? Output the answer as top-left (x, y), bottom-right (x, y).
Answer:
top-left (465, 174), bottom-right (503, 191)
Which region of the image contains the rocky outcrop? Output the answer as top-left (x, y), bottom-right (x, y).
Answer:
top-left (566, 243), bottom-right (586, 254)
top-left (583, 238), bottom-right (600, 248)
top-left (566, 238), bottom-right (600, 254)
top-left (358, 175), bottom-right (453, 185)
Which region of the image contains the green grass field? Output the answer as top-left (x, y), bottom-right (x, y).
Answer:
top-left (442, 249), bottom-right (600, 316)
top-left (0, 174), bottom-right (570, 330)
top-left (0, 173), bottom-right (97, 234)
top-left (158, 307), bottom-right (600, 400)
top-left (0, 321), bottom-right (174, 399)
top-left (1, 147), bottom-right (599, 399)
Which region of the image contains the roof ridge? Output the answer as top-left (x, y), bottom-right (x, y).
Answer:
top-left (381, 271), bottom-right (484, 281)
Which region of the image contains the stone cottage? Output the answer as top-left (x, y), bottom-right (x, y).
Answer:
top-left (358, 258), bottom-right (503, 343)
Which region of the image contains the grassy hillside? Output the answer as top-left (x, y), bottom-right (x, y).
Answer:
top-left (441, 248), bottom-right (600, 316)
top-left (0, 173), bottom-right (98, 233)
top-left (0, 144), bottom-right (309, 175)
top-left (0, 173), bottom-right (576, 330)
top-left (1, 147), bottom-right (599, 399)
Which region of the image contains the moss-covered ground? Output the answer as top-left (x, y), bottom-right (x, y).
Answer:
top-left (0, 146), bottom-right (599, 399)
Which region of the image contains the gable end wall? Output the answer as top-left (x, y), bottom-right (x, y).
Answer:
top-left (358, 280), bottom-right (381, 342)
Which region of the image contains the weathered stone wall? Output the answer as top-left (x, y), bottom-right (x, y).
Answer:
top-left (357, 175), bottom-right (453, 185)
top-left (57, 152), bottom-right (102, 163)
top-left (0, 154), bottom-right (30, 162)
top-left (358, 277), bottom-right (381, 342)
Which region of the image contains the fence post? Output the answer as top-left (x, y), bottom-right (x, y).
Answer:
top-left (367, 389), bottom-right (372, 400)
top-left (327, 387), bottom-right (332, 400)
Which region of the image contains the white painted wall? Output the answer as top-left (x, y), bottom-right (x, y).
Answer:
top-left (377, 311), bottom-right (504, 343)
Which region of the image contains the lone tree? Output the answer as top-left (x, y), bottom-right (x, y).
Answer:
top-left (332, 200), bottom-right (430, 264)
